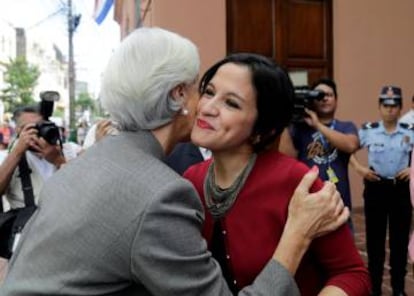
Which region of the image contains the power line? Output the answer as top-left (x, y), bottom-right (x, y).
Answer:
top-left (26, 8), bottom-right (66, 30)
top-left (0, 17), bottom-right (16, 29)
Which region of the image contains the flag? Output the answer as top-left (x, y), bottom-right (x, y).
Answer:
top-left (94, 0), bottom-right (114, 25)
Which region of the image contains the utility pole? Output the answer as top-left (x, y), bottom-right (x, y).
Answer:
top-left (68, 0), bottom-right (76, 139)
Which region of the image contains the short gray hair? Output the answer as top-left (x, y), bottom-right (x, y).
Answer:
top-left (100, 27), bottom-right (200, 131)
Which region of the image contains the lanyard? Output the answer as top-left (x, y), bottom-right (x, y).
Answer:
top-left (318, 120), bottom-right (339, 183)
top-left (319, 120), bottom-right (336, 151)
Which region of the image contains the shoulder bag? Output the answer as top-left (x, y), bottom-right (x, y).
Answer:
top-left (0, 154), bottom-right (37, 259)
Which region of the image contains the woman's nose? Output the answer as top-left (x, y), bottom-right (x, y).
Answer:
top-left (200, 98), bottom-right (219, 115)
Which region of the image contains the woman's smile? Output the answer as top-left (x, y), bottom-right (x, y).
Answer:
top-left (196, 119), bottom-right (214, 130)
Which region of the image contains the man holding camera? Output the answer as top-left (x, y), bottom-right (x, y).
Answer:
top-left (0, 106), bottom-right (66, 209)
top-left (279, 78), bottom-right (359, 230)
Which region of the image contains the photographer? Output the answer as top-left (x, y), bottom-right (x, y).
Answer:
top-left (0, 105), bottom-right (65, 209)
top-left (279, 78), bottom-right (359, 230)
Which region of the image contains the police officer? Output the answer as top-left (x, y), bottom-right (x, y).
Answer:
top-left (351, 85), bottom-right (413, 296)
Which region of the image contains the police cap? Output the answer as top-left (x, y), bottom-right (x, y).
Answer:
top-left (379, 85), bottom-right (402, 106)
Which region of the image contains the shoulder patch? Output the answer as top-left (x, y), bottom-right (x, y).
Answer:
top-left (399, 122), bottom-right (414, 130)
top-left (362, 122), bottom-right (379, 129)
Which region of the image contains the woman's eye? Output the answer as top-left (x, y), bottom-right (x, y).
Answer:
top-left (204, 88), bottom-right (214, 97)
top-left (225, 99), bottom-right (240, 109)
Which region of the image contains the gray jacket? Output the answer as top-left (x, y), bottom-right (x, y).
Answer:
top-left (2, 131), bottom-right (299, 295)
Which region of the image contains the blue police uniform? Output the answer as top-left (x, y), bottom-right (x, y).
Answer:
top-left (359, 121), bottom-right (414, 178)
top-left (359, 120), bottom-right (413, 295)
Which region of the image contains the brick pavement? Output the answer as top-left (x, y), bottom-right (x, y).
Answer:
top-left (353, 208), bottom-right (414, 296)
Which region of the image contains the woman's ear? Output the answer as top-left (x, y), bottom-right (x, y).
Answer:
top-left (170, 84), bottom-right (185, 103)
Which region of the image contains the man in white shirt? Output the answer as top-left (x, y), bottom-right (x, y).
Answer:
top-left (0, 106), bottom-right (67, 209)
top-left (0, 133), bottom-right (7, 164)
top-left (399, 94), bottom-right (414, 125)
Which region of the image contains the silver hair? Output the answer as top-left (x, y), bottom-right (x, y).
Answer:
top-left (100, 27), bottom-right (200, 131)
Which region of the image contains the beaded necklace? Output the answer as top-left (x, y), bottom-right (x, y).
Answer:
top-left (203, 153), bottom-right (257, 218)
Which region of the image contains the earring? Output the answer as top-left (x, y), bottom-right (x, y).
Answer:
top-left (181, 108), bottom-right (189, 116)
top-left (251, 134), bottom-right (261, 145)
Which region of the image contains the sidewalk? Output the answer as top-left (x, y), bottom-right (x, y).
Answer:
top-left (0, 257), bottom-right (6, 283)
top-left (353, 208), bottom-right (414, 295)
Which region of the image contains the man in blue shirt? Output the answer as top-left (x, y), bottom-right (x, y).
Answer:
top-left (279, 78), bottom-right (359, 230)
top-left (350, 85), bottom-right (412, 296)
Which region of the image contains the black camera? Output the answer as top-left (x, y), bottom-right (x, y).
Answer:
top-left (35, 91), bottom-right (61, 145)
top-left (292, 86), bottom-right (325, 123)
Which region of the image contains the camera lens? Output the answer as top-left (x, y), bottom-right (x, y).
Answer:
top-left (37, 123), bottom-right (60, 145)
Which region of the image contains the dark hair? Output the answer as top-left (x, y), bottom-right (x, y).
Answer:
top-left (12, 105), bottom-right (40, 122)
top-left (311, 77), bottom-right (337, 98)
top-left (199, 53), bottom-right (294, 153)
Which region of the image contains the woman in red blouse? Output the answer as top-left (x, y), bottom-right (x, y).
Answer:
top-left (184, 53), bottom-right (371, 296)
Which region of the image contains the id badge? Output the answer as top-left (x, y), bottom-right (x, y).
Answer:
top-left (326, 166), bottom-right (339, 183)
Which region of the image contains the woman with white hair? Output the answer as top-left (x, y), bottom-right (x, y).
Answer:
top-left (2, 27), bottom-right (348, 295)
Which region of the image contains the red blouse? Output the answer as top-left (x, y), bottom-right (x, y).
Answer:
top-left (184, 150), bottom-right (370, 296)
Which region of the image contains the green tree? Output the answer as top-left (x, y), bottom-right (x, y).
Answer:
top-left (1, 56), bottom-right (40, 111)
top-left (75, 92), bottom-right (95, 113)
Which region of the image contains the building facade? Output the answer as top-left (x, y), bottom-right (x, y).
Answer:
top-left (113, 0), bottom-right (414, 209)
top-left (0, 19), bottom-right (16, 95)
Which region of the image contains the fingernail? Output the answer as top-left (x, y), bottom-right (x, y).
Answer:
top-left (310, 165), bottom-right (319, 173)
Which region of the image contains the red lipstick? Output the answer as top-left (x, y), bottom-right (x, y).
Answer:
top-left (196, 119), bottom-right (213, 130)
